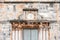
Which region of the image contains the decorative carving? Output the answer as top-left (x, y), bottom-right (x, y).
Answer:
top-left (10, 20), bottom-right (50, 30)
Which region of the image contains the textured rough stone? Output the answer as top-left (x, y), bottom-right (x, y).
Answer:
top-left (0, 0), bottom-right (60, 40)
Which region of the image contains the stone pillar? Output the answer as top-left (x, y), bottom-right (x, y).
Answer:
top-left (48, 29), bottom-right (50, 40)
top-left (41, 28), bottom-right (43, 40)
top-left (45, 28), bottom-right (48, 40)
top-left (43, 28), bottom-right (45, 40)
top-left (12, 31), bottom-right (16, 40)
top-left (16, 29), bottom-right (19, 40)
top-left (19, 29), bottom-right (22, 40)
top-left (39, 28), bottom-right (42, 40)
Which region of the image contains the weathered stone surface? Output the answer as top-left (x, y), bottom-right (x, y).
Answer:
top-left (0, 0), bottom-right (60, 40)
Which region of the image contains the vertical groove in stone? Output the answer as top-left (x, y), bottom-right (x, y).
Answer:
top-left (48, 29), bottom-right (50, 40)
top-left (45, 28), bottom-right (46, 40)
top-left (42, 28), bottom-right (43, 40)
top-left (42, 28), bottom-right (45, 40)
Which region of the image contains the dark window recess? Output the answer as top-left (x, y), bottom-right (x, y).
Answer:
top-left (13, 5), bottom-right (16, 12)
top-left (59, 27), bottom-right (60, 31)
top-left (23, 8), bottom-right (38, 11)
top-left (25, 22), bottom-right (28, 24)
top-left (59, 4), bottom-right (60, 10)
top-left (50, 3), bottom-right (54, 7)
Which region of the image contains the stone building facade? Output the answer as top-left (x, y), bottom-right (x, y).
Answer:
top-left (0, 0), bottom-right (60, 40)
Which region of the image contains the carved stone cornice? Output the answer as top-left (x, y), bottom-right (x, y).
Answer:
top-left (10, 20), bottom-right (50, 30)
